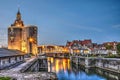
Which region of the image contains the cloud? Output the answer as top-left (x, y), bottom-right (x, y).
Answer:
top-left (112, 24), bottom-right (120, 29)
top-left (78, 26), bottom-right (102, 32)
top-left (68, 24), bottom-right (102, 32)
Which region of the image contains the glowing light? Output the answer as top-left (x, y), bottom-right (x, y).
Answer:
top-left (17, 24), bottom-right (20, 27)
top-left (84, 50), bottom-right (89, 54)
top-left (21, 41), bottom-right (27, 53)
top-left (29, 37), bottom-right (34, 42)
top-left (77, 50), bottom-right (80, 53)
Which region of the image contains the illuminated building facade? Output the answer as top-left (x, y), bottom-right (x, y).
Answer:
top-left (38, 45), bottom-right (69, 54)
top-left (66, 40), bottom-right (92, 55)
top-left (23, 26), bottom-right (38, 54)
top-left (8, 9), bottom-right (38, 55)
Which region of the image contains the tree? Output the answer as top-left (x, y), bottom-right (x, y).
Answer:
top-left (105, 45), bottom-right (113, 50)
top-left (108, 52), bottom-right (112, 56)
top-left (117, 43), bottom-right (120, 54)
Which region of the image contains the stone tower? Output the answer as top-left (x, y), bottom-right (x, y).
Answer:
top-left (24, 26), bottom-right (38, 54)
top-left (8, 9), bottom-right (38, 55)
top-left (8, 9), bottom-right (24, 51)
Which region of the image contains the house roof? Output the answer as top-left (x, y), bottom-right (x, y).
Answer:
top-left (66, 39), bottom-right (92, 47)
top-left (0, 48), bottom-right (26, 58)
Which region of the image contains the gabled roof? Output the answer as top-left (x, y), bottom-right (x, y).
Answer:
top-left (66, 39), bottom-right (92, 47)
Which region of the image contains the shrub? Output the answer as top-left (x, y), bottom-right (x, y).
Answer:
top-left (0, 77), bottom-right (11, 80)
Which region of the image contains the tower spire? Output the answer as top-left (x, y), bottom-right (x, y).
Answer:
top-left (16, 8), bottom-right (21, 20)
top-left (11, 8), bottom-right (24, 27)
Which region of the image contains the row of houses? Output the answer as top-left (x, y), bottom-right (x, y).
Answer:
top-left (66, 40), bottom-right (119, 55)
top-left (38, 40), bottom-right (119, 56)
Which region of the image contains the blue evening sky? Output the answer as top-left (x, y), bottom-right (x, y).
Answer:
top-left (0, 0), bottom-right (120, 46)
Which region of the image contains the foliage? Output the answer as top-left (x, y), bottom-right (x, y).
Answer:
top-left (0, 77), bottom-right (11, 80)
top-left (107, 52), bottom-right (112, 56)
top-left (105, 54), bottom-right (120, 58)
top-left (105, 45), bottom-right (113, 50)
top-left (89, 54), bottom-right (96, 57)
top-left (116, 43), bottom-right (120, 54)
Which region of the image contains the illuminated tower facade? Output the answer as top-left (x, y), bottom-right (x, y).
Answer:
top-left (8, 9), bottom-right (24, 51)
top-left (8, 9), bottom-right (38, 55)
top-left (23, 26), bottom-right (38, 54)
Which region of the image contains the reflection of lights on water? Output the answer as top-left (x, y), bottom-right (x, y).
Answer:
top-left (63, 60), bottom-right (66, 70)
top-left (48, 62), bottom-right (50, 72)
top-left (56, 59), bottom-right (59, 72)
top-left (48, 57), bottom-right (71, 73)
top-left (47, 57), bottom-right (54, 63)
top-left (47, 57), bottom-right (109, 80)
top-left (68, 59), bottom-right (70, 70)
top-left (51, 57), bottom-right (54, 63)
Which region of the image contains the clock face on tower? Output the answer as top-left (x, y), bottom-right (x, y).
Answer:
top-left (9, 28), bottom-right (15, 42)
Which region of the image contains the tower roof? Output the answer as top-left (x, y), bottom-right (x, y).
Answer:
top-left (16, 8), bottom-right (21, 20)
top-left (17, 8), bottom-right (20, 14)
top-left (11, 8), bottom-right (24, 27)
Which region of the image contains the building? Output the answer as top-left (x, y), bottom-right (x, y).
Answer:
top-left (91, 42), bottom-right (119, 55)
top-left (8, 9), bottom-right (38, 55)
top-left (38, 45), bottom-right (69, 54)
top-left (0, 48), bottom-right (26, 69)
top-left (66, 40), bottom-right (92, 55)
top-left (23, 26), bottom-right (38, 54)
top-left (103, 41), bottom-right (118, 50)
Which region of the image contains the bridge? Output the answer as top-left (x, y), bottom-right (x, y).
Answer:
top-left (45, 53), bottom-right (70, 58)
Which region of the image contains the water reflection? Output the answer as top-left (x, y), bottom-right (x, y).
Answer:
top-left (47, 57), bottom-right (119, 80)
top-left (48, 57), bottom-right (70, 73)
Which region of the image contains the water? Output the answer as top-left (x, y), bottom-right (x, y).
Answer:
top-left (47, 57), bottom-right (120, 80)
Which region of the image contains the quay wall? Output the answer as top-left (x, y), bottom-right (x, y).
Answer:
top-left (0, 56), bottom-right (58, 80)
top-left (72, 64), bottom-right (120, 80)
top-left (71, 56), bottom-right (120, 73)
top-left (20, 56), bottom-right (48, 72)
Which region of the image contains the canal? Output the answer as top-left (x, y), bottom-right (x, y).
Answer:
top-left (47, 57), bottom-right (120, 80)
